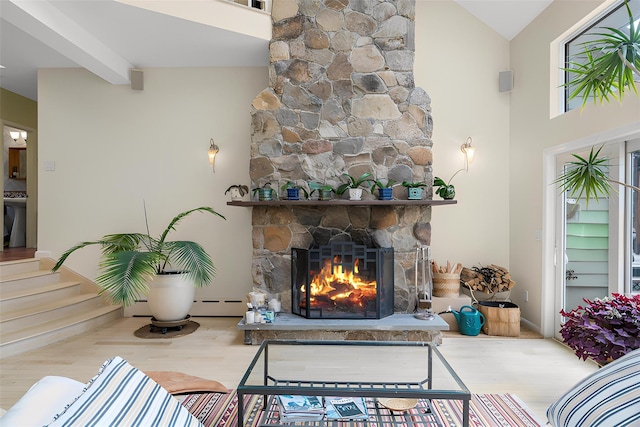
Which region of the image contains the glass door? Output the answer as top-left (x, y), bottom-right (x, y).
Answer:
top-left (554, 144), bottom-right (622, 338)
top-left (626, 139), bottom-right (640, 295)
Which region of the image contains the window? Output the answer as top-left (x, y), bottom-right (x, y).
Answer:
top-left (564, 0), bottom-right (640, 112)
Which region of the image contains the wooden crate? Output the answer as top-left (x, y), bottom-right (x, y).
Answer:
top-left (478, 301), bottom-right (520, 337)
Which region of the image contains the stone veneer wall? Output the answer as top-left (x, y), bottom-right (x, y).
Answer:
top-left (249, 0), bottom-right (433, 314)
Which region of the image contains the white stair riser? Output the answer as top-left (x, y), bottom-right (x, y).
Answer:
top-left (0, 259), bottom-right (41, 278)
top-left (1, 296), bottom-right (105, 334)
top-left (0, 283), bottom-right (83, 314)
top-left (0, 307), bottom-right (122, 359)
top-left (0, 272), bottom-right (61, 294)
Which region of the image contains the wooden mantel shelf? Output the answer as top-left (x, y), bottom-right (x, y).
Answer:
top-left (227, 199), bottom-right (457, 207)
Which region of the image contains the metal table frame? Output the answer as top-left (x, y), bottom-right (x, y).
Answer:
top-left (236, 340), bottom-right (470, 427)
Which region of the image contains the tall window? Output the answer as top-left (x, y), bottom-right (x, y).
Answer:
top-left (564, 0), bottom-right (640, 112)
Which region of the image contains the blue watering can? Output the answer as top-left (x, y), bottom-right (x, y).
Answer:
top-left (451, 305), bottom-right (485, 336)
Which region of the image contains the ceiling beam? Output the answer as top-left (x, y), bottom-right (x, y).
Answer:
top-left (3, 0), bottom-right (133, 85)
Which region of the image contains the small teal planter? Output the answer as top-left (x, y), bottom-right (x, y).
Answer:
top-left (408, 188), bottom-right (423, 200)
top-left (257, 189), bottom-right (274, 201)
top-left (378, 188), bottom-right (393, 200)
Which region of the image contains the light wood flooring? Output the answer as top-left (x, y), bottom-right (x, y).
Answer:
top-left (0, 316), bottom-right (599, 422)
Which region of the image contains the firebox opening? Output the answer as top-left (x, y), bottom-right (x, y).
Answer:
top-left (292, 242), bottom-right (394, 319)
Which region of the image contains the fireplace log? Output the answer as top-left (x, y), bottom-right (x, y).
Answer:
top-left (460, 265), bottom-right (516, 293)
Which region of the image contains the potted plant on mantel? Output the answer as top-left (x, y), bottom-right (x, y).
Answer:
top-left (401, 181), bottom-right (428, 200)
top-left (336, 172), bottom-right (374, 201)
top-left (308, 181), bottom-right (335, 201)
top-left (225, 184), bottom-right (249, 201)
top-left (280, 181), bottom-right (309, 200)
top-left (52, 206), bottom-right (226, 322)
top-left (433, 176), bottom-right (456, 200)
top-left (372, 178), bottom-right (397, 200)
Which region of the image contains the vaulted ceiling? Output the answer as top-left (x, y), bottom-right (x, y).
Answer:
top-left (0, 0), bottom-right (552, 102)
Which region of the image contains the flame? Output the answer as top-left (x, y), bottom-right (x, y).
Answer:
top-left (300, 256), bottom-right (377, 311)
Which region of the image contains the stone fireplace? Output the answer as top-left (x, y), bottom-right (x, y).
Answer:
top-left (249, 0), bottom-right (433, 315)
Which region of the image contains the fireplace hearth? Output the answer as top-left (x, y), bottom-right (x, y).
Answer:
top-left (292, 242), bottom-right (394, 319)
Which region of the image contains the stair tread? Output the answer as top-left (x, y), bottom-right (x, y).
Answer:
top-left (1, 293), bottom-right (102, 322)
top-left (0, 269), bottom-right (54, 283)
top-left (1, 305), bottom-right (122, 345)
top-left (0, 280), bottom-right (81, 301)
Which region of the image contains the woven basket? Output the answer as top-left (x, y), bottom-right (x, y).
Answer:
top-left (432, 272), bottom-right (460, 297)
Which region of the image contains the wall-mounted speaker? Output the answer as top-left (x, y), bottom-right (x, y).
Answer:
top-left (130, 69), bottom-right (144, 91)
top-left (499, 70), bottom-right (513, 93)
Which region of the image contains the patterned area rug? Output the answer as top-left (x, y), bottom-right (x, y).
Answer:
top-left (181, 391), bottom-right (545, 427)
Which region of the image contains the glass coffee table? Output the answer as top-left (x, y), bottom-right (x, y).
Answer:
top-left (237, 340), bottom-right (470, 427)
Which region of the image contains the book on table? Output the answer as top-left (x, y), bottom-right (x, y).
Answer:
top-left (276, 395), bottom-right (324, 422)
top-left (325, 397), bottom-right (368, 420)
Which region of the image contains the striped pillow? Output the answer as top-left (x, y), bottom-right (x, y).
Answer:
top-left (46, 356), bottom-right (203, 427)
top-left (546, 348), bottom-right (640, 427)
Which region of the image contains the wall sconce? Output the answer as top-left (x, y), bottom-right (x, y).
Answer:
top-left (447, 137), bottom-right (476, 183)
top-left (460, 137), bottom-right (474, 167)
top-left (9, 131), bottom-right (27, 143)
top-left (208, 138), bottom-right (219, 172)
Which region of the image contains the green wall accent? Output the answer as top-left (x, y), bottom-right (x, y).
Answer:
top-left (0, 88), bottom-right (37, 128)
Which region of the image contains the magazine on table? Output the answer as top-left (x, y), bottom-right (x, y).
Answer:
top-left (276, 395), bottom-right (324, 422)
top-left (325, 397), bottom-right (369, 420)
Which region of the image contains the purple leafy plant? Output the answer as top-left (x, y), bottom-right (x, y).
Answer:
top-left (559, 293), bottom-right (640, 364)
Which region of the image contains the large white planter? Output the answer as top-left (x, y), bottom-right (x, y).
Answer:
top-left (147, 273), bottom-right (195, 321)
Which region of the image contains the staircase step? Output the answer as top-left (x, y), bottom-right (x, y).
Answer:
top-left (0, 258), bottom-right (41, 278)
top-left (0, 270), bottom-right (61, 294)
top-left (0, 304), bottom-right (122, 359)
top-left (0, 258), bottom-right (124, 359)
top-left (0, 281), bottom-right (83, 313)
top-left (1, 293), bottom-right (107, 333)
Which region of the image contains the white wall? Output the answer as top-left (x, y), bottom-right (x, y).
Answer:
top-left (38, 67), bottom-right (267, 314)
top-left (415, 2), bottom-right (511, 272)
top-left (509, 0), bottom-right (640, 331)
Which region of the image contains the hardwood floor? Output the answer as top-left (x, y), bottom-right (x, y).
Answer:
top-left (0, 316), bottom-right (598, 421)
top-left (0, 247), bottom-right (36, 262)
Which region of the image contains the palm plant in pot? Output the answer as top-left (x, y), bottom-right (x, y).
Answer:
top-left (52, 206), bottom-right (226, 321)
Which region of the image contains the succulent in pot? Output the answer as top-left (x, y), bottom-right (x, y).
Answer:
top-left (336, 172), bottom-right (374, 201)
top-left (433, 176), bottom-right (456, 200)
top-left (225, 184), bottom-right (249, 201)
top-left (51, 206), bottom-right (226, 321)
top-left (401, 181), bottom-right (428, 200)
top-left (372, 179), bottom-right (397, 200)
top-left (252, 183), bottom-right (276, 201)
top-left (308, 181), bottom-right (335, 201)
top-left (280, 181), bottom-right (309, 200)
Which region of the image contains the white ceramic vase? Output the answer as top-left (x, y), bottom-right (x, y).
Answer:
top-left (147, 273), bottom-right (195, 321)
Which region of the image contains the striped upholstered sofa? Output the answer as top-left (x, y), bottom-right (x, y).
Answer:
top-left (0, 356), bottom-right (203, 427)
top-left (546, 347), bottom-right (640, 427)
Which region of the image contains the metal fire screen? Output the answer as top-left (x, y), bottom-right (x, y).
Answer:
top-left (291, 242), bottom-right (394, 319)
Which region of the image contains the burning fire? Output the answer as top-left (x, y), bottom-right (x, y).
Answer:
top-left (301, 256), bottom-right (377, 310)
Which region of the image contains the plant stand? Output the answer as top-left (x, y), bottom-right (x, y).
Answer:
top-left (149, 315), bottom-right (191, 334)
